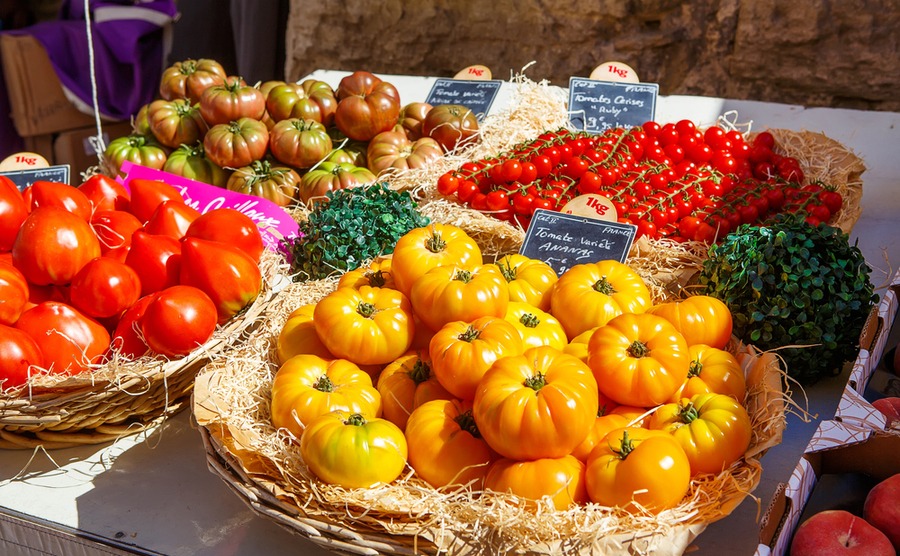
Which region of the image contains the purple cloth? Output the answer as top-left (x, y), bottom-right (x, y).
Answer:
top-left (0, 0), bottom-right (176, 159)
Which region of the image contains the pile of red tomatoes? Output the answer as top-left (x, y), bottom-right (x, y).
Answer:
top-left (0, 174), bottom-right (265, 389)
top-left (436, 121), bottom-right (843, 242)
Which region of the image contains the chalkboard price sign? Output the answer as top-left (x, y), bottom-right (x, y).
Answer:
top-left (519, 209), bottom-right (637, 276)
top-left (424, 78), bottom-right (502, 121)
top-left (567, 77), bottom-right (658, 134)
top-left (1, 164), bottom-right (71, 191)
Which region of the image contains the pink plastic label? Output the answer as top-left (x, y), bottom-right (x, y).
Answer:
top-left (117, 162), bottom-right (299, 251)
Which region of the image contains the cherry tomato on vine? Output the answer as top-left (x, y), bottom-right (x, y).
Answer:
top-left (437, 172), bottom-right (460, 195)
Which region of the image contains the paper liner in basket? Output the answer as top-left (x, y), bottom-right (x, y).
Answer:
top-left (192, 270), bottom-right (787, 556)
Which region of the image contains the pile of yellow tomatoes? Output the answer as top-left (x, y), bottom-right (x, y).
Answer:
top-left (270, 222), bottom-right (752, 514)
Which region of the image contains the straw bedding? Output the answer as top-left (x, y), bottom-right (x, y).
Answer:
top-left (192, 74), bottom-right (864, 554)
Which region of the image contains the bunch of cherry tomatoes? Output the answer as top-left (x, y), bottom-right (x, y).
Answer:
top-left (436, 120), bottom-right (843, 242)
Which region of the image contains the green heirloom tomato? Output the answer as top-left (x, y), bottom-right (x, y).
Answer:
top-left (265, 79), bottom-right (338, 126)
top-left (300, 412), bottom-right (408, 489)
top-left (226, 159), bottom-right (299, 206)
top-left (104, 134), bottom-right (168, 177)
top-left (147, 98), bottom-right (209, 148)
top-left (203, 117), bottom-right (269, 169)
top-left (298, 161), bottom-right (376, 204)
top-left (163, 142), bottom-right (230, 187)
top-left (269, 118), bottom-right (333, 169)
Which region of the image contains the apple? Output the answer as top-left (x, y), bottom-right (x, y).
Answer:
top-left (864, 473), bottom-right (900, 551)
top-left (872, 397), bottom-right (900, 428)
top-left (790, 509), bottom-right (894, 556)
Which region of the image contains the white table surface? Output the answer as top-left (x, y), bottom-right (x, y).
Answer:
top-left (1, 73), bottom-right (898, 556)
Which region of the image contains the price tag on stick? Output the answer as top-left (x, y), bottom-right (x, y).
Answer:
top-left (568, 77), bottom-right (658, 134)
top-left (519, 209), bottom-right (637, 276)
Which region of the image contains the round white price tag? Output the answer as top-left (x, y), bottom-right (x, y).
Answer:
top-left (0, 151), bottom-right (50, 172)
top-left (589, 61), bottom-right (640, 83)
top-left (560, 194), bottom-right (618, 221)
top-left (454, 65), bottom-right (492, 80)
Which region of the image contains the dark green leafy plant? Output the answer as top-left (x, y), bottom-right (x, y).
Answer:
top-left (283, 183), bottom-right (430, 281)
top-left (698, 214), bottom-right (876, 384)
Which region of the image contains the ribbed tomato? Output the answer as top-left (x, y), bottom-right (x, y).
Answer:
top-left (405, 398), bottom-right (495, 489)
top-left (275, 303), bottom-right (333, 364)
top-left (503, 301), bottom-right (567, 350)
top-left (485, 455), bottom-right (587, 510)
top-left (270, 355), bottom-right (381, 439)
top-left (494, 254), bottom-right (558, 312)
top-left (334, 71), bottom-right (401, 141)
top-left (550, 260), bottom-right (653, 339)
top-left (410, 263), bottom-right (509, 332)
top-left (587, 312), bottom-right (690, 407)
top-left (669, 344), bottom-right (747, 402)
top-left (390, 223), bottom-right (483, 297)
top-left (647, 295), bottom-right (733, 350)
top-left (337, 258), bottom-right (395, 290)
top-left (376, 350), bottom-right (453, 431)
top-left (473, 346), bottom-right (599, 460)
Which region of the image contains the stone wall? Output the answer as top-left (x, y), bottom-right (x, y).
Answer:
top-left (284, 0), bottom-right (900, 112)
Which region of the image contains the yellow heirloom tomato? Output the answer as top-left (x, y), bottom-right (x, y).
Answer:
top-left (485, 455), bottom-right (587, 510)
top-left (494, 254), bottom-right (558, 311)
top-left (429, 316), bottom-right (524, 401)
top-left (647, 295), bottom-right (733, 350)
top-left (275, 303), bottom-right (332, 364)
top-left (550, 260), bottom-right (652, 339)
top-left (562, 326), bottom-right (598, 364)
top-left (473, 346), bottom-right (598, 460)
top-left (585, 427), bottom-right (690, 513)
top-left (270, 355), bottom-right (382, 439)
top-left (410, 263), bottom-right (509, 332)
top-left (390, 223), bottom-right (482, 297)
top-left (669, 343), bottom-right (747, 402)
top-left (377, 350), bottom-right (453, 430)
top-left (503, 301), bottom-right (567, 350)
top-left (588, 312), bottom-right (690, 407)
top-left (313, 285), bottom-right (415, 366)
top-left (405, 399), bottom-right (496, 489)
top-left (337, 258), bottom-right (395, 290)
top-left (570, 412), bottom-right (630, 462)
top-left (300, 411), bottom-right (408, 489)
top-left (648, 392), bottom-right (752, 476)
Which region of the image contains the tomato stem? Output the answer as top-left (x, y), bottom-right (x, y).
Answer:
top-left (592, 276), bottom-right (618, 295)
top-left (408, 358), bottom-right (433, 385)
top-left (679, 402), bottom-right (700, 423)
top-left (688, 358), bottom-right (703, 378)
top-left (313, 375), bottom-right (334, 393)
top-left (453, 269), bottom-right (473, 283)
top-left (344, 413), bottom-right (367, 426)
top-left (357, 301), bottom-right (376, 318)
top-left (616, 429), bottom-right (635, 459)
top-left (425, 229), bottom-right (447, 253)
top-left (458, 325), bottom-right (481, 342)
top-left (626, 340), bottom-right (649, 358)
top-left (454, 410), bottom-right (482, 438)
top-left (519, 313), bottom-right (540, 328)
top-left (365, 270), bottom-right (387, 288)
top-left (524, 372), bottom-right (546, 391)
top-left (496, 259), bottom-right (517, 282)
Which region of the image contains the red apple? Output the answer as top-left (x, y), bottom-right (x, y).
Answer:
top-left (790, 509), bottom-right (894, 556)
top-left (872, 397), bottom-right (900, 428)
top-left (864, 473), bottom-right (900, 551)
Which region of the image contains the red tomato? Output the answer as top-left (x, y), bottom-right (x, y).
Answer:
top-left (142, 200), bottom-right (201, 239)
top-left (77, 174), bottom-right (130, 212)
top-left (140, 285), bottom-right (217, 357)
top-left (199, 75), bottom-right (267, 126)
top-left (69, 257), bottom-right (142, 319)
top-left (0, 176), bottom-right (28, 251)
top-left (12, 207), bottom-right (101, 286)
top-left (110, 294), bottom-right (156, 360)
top-left (183, 208), bottom-right (264, 263)
top-left (203, 118), bottom-right (270, 168)
top-left (28, 181), bottom-right (92, 221)
top-left (127, 179), bottom-right (185, 223)
top-left (91, 210), bottom-right (143, 253)
top-left (14, 301), bottom-right (110, 375)
top-left (178, 237), bottom-right (261, 323)
top-left (0, 262), bottom-right (28, 325)
top-left (124, 231), bottom-right (182, 296)
top-left (334, 71), bottom-right (401, 141)
top-left (0, 324), bottom-right (43, 389)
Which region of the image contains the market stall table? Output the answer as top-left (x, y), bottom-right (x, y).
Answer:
top-left (1, 77), bottom-right (897, 555)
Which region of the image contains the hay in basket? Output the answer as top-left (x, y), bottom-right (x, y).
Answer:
top-left (194, 272), bottom-right (787, 556)
top-left (193, 73), bottom-right (861, 555)
top-left (0, 250), bottom-right (284, 450)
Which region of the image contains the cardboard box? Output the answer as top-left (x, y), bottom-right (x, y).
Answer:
top-left (0, 34), bottom-right (95, 137)
top-left (53, 121), bottom-right (133, 180)
top-left (849, 271), bottom-right (900, 394)
top-left (757, 422), bottom-right (900, 556)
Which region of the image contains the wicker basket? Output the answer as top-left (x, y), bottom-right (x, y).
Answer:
top-left (0, 251), bottom-right (285, 450)
top-left (192, 270), bottom-right (787, 556)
